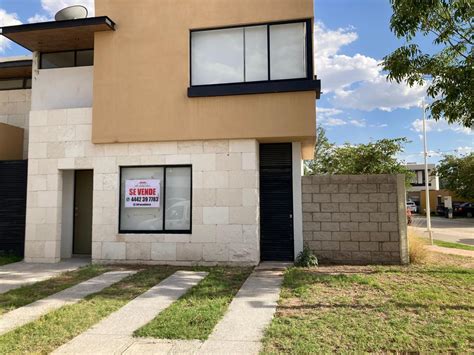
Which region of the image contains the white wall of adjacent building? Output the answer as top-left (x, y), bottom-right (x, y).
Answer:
top-left (406, 163), bottom-right (440, 191)
top-left (0, 89), bottom-right (31, 158)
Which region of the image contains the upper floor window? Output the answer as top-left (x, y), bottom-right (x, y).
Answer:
top-left (40, 49), bottom-right (94, 69)
top-left (0, 78), bottom-right (31, 90)
top-left (191, 20), bottom-right (310, 86)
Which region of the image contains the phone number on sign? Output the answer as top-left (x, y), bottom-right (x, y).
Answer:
top-left (128, 196), bottom-right (159, 202)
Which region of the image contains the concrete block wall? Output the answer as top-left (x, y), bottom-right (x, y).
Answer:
top-left (302, 174), bottom-right (408, 264)
top-left (0, 89), bottom-right (31, 158)
top-left (25, 107), bottom-right (260, 265)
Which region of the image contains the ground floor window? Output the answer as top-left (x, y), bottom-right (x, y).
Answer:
top-left (119, 165), bottom-right (192, 233)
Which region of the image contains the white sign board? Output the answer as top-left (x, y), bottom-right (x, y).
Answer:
top-left (125, 179), bottom-right (160, 208)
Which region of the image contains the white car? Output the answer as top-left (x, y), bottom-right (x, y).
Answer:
top-left (406, 201), bottom-right (418, 213)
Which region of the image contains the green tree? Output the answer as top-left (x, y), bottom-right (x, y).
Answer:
top-left (305, 128), bottom-right (414, 183)
top-left (436, 153), bottom-right (474, 199)
top-left (304, 127), bottom-right (332, 174)
top-left (382, 0), bottom-right (473, 127)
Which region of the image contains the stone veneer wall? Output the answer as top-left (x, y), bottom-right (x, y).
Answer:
top-left (302, 175), bottom-right (408, 264)
top-left (0, 89), bottom-right (31, 158)
top-left (25, 108), bottom-right (260, 265)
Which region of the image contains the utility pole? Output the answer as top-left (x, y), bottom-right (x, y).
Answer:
top-left (422, 98), bottom-right (433, 244)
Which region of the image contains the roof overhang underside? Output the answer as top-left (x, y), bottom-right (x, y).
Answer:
top-left (0, 16), bottom-right (115, 52)
top-left (0, 60), bottom-right (32, 79)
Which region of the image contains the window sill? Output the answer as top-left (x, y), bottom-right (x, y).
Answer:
top-left (188, 78), bottom-right (321, 98)
top-left (118, 230), bottom-right (192, 235)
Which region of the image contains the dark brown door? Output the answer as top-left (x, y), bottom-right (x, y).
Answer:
top-left (73, 170), bottom-right (93, 255)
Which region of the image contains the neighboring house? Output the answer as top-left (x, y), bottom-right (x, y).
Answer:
top-left (406, 163), bottom-right (439, 211)
top-left (0, 57), bottom-right (31, 254)
top-left (420, 189), bottom-right (473, 215)
top-left (0, 57), bottom-right (32, 159)
top-left (0, 0), bottom-right (321, 264)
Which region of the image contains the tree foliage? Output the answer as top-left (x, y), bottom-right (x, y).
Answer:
top-left (436, 153), bottom-right (474, 199)
top-left (305, 128), bottom-right (414, 183)
top-left (382, 0), bottom-right (473, 127)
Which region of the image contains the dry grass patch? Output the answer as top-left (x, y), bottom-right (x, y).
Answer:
top-left (408, 229), bottom-right (430, 264)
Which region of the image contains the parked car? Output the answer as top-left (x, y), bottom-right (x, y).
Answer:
top-left (436, 204), bottom-right (446, 216)
top-left (454, 202), bottom-right (474, 217)
top-left (406, 201), bottom-right (418, 213)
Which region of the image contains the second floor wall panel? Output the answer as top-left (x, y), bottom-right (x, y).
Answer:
top-left (93, 0), bottom-right (316, 145)
top-left (32, 66), bottom-right (93, 111)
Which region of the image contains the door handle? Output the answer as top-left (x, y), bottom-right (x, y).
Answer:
top-left (289, 214), bottom-right (293, 219)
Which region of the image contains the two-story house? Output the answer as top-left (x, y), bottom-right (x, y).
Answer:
top-left (406, 163), bottom-right (439, 210)
top-left (0, 0), bottom-right (320, 265)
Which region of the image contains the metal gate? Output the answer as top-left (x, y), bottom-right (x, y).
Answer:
top-left (259, 143), bottom-right (294, 261)
top-left (0, 160), bottom-right (27, 256)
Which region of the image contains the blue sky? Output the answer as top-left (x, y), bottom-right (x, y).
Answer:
top-left (0, 0), bottom-right (472, 163)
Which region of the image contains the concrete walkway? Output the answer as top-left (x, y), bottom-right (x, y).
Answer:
top-left (0, 259), bottom-right (90, 294)
top-left (0, 270), bottom-right (136, 336)
top-left (53, 271), bottom-right (208, 354)
top-left (199, 263), bottom-right (284, 354)
top-left (122, 263), bottom-right (286, 355)
top-left (427, 245), bottom-right (474, 258)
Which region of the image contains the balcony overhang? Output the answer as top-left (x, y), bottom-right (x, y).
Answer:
top-left (0, 59), bottom-right (32, 79)
top-left (0, 16), bottom-right (115, 52)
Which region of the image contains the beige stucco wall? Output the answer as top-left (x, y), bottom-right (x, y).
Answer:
top-left (0, 89), bottom-right (31, 158)
top-left (25, 108), bottom-right (260, 265)
top-left (92, 0), bottom-right (316, 156)
top-left (0, 122), bottom-right (24, 160)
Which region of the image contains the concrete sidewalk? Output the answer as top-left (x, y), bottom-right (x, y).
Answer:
top-left (53, 270), bottom-right (208, 354)
top-left (199, 264), bottom-right (284, 354)
top-left (427, 245), bottom-right (474, 258)
top-left (0, 270), bottom-right (136, 336)
top-left (0, 259), bottom-right (90, 294)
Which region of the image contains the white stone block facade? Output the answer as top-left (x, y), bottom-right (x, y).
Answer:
top-left (0, 89), bottom-right (31, 158)
top-left (24, 107), bottom-right (260, 265)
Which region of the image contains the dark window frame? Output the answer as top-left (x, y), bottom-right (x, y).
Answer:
top-left (39, 49), bottom-right (94, 69)
top-left (118, 165), bottom-right (193, 235)
top-left (189, 19), bottom-right (314, 87)
top-left (0, 77), bottom-right (31, 91)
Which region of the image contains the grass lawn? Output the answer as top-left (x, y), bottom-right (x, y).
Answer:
top-left (0, 254), bottom-right (22, 266)
top-left (135, 267), bottom-right (253, 340)
top-left (434, 239), bottom-right (474, 251)
top-left (0, 266), bottom-right (179, 354)
top-left (0, 264), bottom-right (111, 316)
top-left (262, 255), bottom-right (474, 353)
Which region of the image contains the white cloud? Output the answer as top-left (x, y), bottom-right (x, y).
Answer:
top-left (0, 9), bottom-right (21, 53)
top-left (314, 22), bottom-right (426, 112)
top-left (317, 107), bottom-right (371, 128)
top-left (314, 23), bottom-right (379, 92)
top-left (314, 23), bottom-right (358, 58)
top-left (27, 0), bottom-right (95, 23)
top-left (455, 146), bottom-right (473, 155)
top-left (411, 119), bottom-right (472, 135)
top-left (40, 0), bottom-right (95, 17)
top-left (333, 76), bottom-right (427, 112)
top-left (27, 14), bottom-right (50, 23)
top-left (348, 119), bottom-right (366, 127)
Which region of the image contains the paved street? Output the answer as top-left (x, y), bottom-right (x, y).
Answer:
top-left (411, 216), bottom-right (474, 245)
